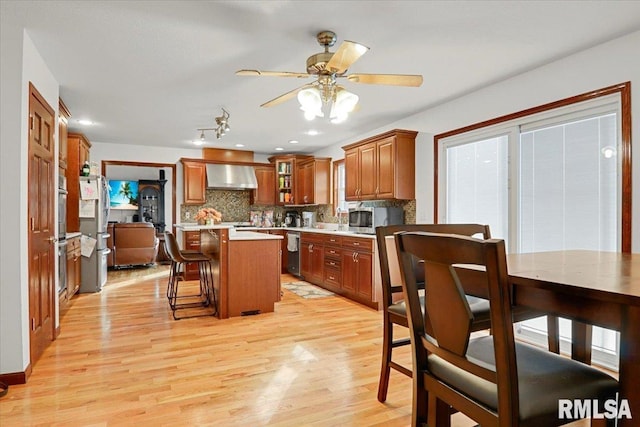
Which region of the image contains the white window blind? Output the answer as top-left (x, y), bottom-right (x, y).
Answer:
top-left (439, 95), bottom-right (622, 369)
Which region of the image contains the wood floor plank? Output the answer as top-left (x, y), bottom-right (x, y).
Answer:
top-left (0, 270), bottom-right (589, 426)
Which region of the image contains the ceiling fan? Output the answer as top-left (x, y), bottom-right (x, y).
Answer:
top-left (236, 30), bottom-right (423, 122)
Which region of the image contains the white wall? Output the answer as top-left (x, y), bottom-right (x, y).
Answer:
top-left (0, 29), bottom-right (60, 375)
top-left (314, 30), bottom-right (640, 249)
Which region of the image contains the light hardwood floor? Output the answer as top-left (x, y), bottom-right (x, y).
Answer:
top-left (0, 271), bottom-right (588, 426)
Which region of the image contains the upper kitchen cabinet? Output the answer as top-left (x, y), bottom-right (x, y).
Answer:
top-left (181, 160), bottom-right (206, 205)
top-left (66, 132), bottom-right (92, 232)
top-left (58, 99), bottom-right (70, 170)
top-left (342, 129), bottom-right (417, 201)
top-left (252, 164), bottom-right (276, 205)
top-left (269, 154), bottom-right (312, 205)
top-left (295, 157), bottom-right (331, 205)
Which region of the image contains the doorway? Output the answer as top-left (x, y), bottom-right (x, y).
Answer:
top-left (28, 82), bottom-right (56, 364)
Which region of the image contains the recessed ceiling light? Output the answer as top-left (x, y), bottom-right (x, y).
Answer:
top-left (305, 130), bottom-right (319, 136)
top-left (288, 140), bottom-right (299, 144)
top-left (275, 147), bottom-right (284, 151)
top-left (77, 119), bottom-right (94, 126)
top-left (235, 144), bottom-right (245, 148)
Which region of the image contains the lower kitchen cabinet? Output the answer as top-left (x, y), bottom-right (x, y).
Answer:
top-left (299, 231), bottom-right (380, 309)
top-left (300, 233), bottom-right (324, 285)
top-left (67, 235), bottom-right (81, 299)
top-left (341, 237), bottom-right (374, 301)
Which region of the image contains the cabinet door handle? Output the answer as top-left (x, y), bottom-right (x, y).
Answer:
top-left (355, 252), bottom-right (359, 263)
top-left (352, 252), bottom-right (357, 261)
top-left (309, 244), bottom-right (313, 252)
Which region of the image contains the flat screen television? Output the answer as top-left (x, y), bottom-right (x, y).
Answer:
top-left (108, 180), bottom-right (139, 209)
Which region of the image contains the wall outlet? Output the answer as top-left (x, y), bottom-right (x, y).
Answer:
top-left (185, 211), bottom-right (190, 219)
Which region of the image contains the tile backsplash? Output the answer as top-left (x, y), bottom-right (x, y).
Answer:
top-left (181, 189), bottom-right (416, 225)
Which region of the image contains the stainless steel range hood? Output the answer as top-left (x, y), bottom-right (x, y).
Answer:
top-left (205, 164), bottom-right (258, 190)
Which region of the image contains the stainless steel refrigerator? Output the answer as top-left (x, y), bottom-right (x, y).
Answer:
top-left (79, 175), bottom-right (111, 293)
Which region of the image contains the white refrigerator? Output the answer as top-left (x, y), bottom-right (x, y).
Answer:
top-left (79, 175), bottom-right (111, 293)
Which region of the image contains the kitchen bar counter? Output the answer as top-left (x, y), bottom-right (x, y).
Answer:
top-left (174, 222), bottom-right (375, 239)
top-left (193, 228), bottom-right (282, 319)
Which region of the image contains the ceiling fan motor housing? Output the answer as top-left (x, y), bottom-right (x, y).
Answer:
top-left (306, 52), bottom-right (336, 75)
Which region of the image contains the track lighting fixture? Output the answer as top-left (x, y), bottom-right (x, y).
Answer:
top-left (197, 108), bottom-right (231, 142)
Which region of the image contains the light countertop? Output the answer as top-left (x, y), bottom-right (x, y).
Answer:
top-left (174, 223), bottom-right (233, 231)
top-left (174, 223), bottom-right (375, 239)
top-left (229, 230), bottom-right (283, 241)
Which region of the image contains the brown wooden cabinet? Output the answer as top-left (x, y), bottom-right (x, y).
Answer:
top-left (298, 231), bottom-right (380, 308)
top-left (252, 165), bottom-right (276, 205)
top-left (300, 233), bottom-right (324, 285)
top-left (269, 155), bottom-right (313, 205)
top-left (183, 231), bottom-right (201, 280)
top-left (343, 129), bottom-right (417, 201)
top-left (58, 99), bottom-right (70, 170)
top-left (66, 235), bottom-right (81, 299)
top-left (323, 234), bottom-right (342, 291)
top-left (295, 157), bottom-right (331, 205)
top-left (341, 237), bottom-right (374, 302)
top-left (182, 160), bottom-right (206, 205)
top-left (66, 132), bottom-right (92, 232)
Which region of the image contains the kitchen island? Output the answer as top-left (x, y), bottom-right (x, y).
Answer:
top-left (175, 224), bottom-right (283, 319)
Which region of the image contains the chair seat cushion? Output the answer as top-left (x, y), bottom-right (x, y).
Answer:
top-left (427, 336), bottom-right (618, 426)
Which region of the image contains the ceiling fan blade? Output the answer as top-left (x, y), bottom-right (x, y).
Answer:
top-left (261, 83), bottom-right (316, 108)
top-left (346, 73), bottom-right (423, 87)
top-left (326, 41), bottom-right (369, 74)
top-left (236, 69), bottom-right (311, 78)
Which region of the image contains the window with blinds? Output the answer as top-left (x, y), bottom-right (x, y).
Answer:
top-left (439, 94), bottom-right (622, 369)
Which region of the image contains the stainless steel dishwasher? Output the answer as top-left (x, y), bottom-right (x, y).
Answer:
top-left (286, 231), bottom-right (301, 277)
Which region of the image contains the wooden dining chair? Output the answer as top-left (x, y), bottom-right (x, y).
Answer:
top-left (375, 223), bottom-right (554, 403)
top-left (395, 231), bottom-right (618, 427)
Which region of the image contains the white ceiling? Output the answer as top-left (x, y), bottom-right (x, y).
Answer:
top-left (4, 1), bottom-right (640, 155)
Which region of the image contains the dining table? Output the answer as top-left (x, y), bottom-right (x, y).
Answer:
top-left (456, 250), bottom-right (640, 426)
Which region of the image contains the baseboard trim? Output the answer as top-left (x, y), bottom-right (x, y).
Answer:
top-left (0, 363), bottom-right (31, 385)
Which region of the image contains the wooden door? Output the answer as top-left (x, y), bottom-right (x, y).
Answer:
top-left (344, 149), bottom-right (359, 200)
top-left (252, 165), bottom-right (275, 205)
top-left (309, 243), bottom-right (324, 285)
top-left (355, 251), bottom-right (373, 299)
top-left (183, 161), bottom-right (206, 204)
top-left (359, 143), bottom-right (377, 199)
top-left (376, 137), bottom-right (395, 198)
top-left (300, 241), bottom-right (312, 280)
top-left (58, 99), bottom-right (70, 170)
top-left (341, 250), bottom-right (357, 293)
top-left (28, 83), bottom-right (56, 364)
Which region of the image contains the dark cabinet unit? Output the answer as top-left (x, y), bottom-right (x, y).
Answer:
top-left (138, 179), bottom-right (166, 233)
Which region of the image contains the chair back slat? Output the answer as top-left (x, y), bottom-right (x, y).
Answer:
top-left (423, 260), bottom-right (473, 356)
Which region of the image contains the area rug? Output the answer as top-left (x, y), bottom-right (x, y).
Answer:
top-left (282, 281), bottom-right (335, 299)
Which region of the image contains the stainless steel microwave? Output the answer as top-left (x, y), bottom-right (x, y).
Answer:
top-left (348, 207), bottom-right (403, 234)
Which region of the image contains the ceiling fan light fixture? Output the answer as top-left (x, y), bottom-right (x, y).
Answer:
top-left (298, 87), bottom-right (322, 113)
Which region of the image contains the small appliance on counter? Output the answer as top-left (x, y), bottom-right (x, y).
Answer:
top-left (348, 206), bottom-right (403, 234)
top-left (302, 211), bottom-right (316, 228)
top-left (285, 210), bottom-right (300, 227)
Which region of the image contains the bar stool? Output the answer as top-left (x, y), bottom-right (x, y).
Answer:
top-left (163, 231), bottom-right (217, 320)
